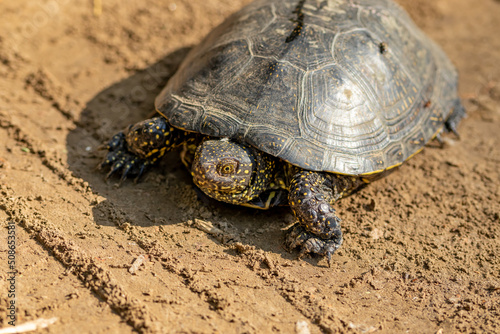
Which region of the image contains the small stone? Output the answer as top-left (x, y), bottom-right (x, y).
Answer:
top-left (295, 320), bottom-right (310, 334)
top-left (370, 228), bottom-right (383, 240)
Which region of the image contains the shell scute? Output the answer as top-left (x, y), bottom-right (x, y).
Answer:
top-left (155, 0), bottom-right (462, 175)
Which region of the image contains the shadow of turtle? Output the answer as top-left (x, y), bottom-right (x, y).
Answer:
top-left (65, 48), bottom-right (292, 261)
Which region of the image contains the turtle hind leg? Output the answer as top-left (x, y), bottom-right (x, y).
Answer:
top-left (100, 116), bottom-right (191, 182)
top-left (445, 99), bottom-right (466, 138)
top-left (286, 170), bottom-right (363, 266)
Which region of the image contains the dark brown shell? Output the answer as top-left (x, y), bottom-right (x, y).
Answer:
top-left (155, 0), bottom-right (462, 175)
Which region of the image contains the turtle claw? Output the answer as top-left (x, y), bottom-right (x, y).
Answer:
top-left (285, 224), bottom-right (342, 267)
top-left (99, 132), bottom-right (126, 152)
top-left (100, 132), bottom-right (149, 183)
top-left (104, 164), bottom-right (120, 181)
top-left (106, 155), bottom-right (148, 184)
top-left (450, 126), bottom-right (460, 138)
top-left (445, 100), bottom-right (466, 138)
top-left (434, 132), bottom-right (444, 147)
top-left (445, 121), bottom-right (460, 138)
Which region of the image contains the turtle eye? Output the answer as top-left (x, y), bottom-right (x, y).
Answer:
top-left (217, 159), bottom-right (238, 175)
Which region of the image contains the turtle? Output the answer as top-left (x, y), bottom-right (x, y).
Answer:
top-left (100, 0), bottom-right (465, 265)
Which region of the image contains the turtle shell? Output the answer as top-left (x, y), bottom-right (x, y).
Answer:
top-left (155, 0), bottom-right (461, 175)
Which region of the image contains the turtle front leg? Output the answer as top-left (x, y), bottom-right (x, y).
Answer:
top-left (100, 116), bottom-right (192, 182)
top-left (286, 169), bottom-right (364, 265)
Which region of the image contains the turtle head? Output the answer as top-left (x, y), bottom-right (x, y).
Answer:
top-left (192, 139), bottom-right (254, 194)
top-left (191, 139), bottom-right (275, 205)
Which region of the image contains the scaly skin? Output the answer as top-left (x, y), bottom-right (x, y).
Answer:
top-left (101, 109), bottom-right (462, 265)
top-left (101, 120), bottom-right (366, 264)
top-left (286, 169), bottom-right (365, 265)
top-left (445, 100), bottom-right (467, 137)
top-left (191, 139), bottom-right (283, 207)
top-left (100, 116), bottom-right (197, 182)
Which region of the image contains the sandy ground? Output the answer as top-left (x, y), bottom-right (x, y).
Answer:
top-left (0, 0), bottom-right (499, 333)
